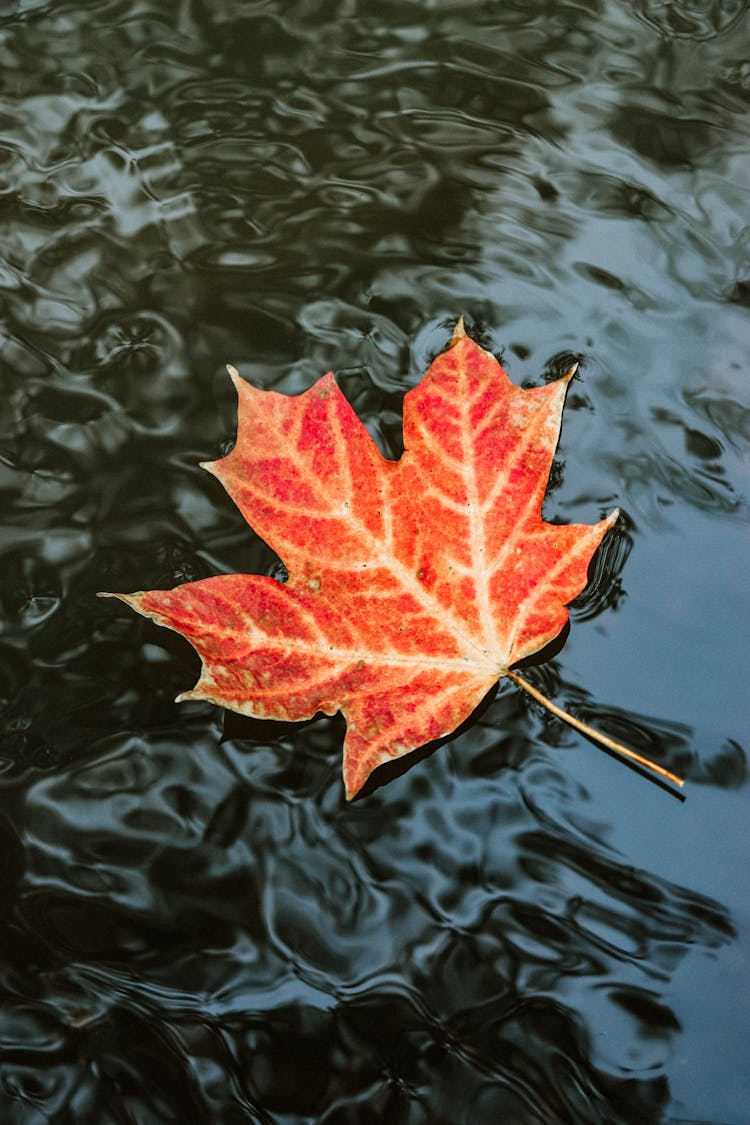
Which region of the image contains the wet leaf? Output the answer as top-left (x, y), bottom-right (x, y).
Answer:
top-left (104, 322), bottom-right (617, 797)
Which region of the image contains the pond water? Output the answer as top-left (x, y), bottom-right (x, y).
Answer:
top-left (1, 1), bottom-right (748, 1121)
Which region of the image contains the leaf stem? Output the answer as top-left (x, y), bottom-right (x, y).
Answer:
top-left (506, 670), bottom-right (685, 789)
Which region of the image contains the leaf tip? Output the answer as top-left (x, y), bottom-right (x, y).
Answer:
top-left (226, 363), bottom-right (245, 394)
top-left (451, 316), bottom-right (467, 345)
top-left (562, 361), bottom-right (579, 384)
top-left (97, 590), bottom-right (139, 605)
top-left (343, 760), bottom-right (362, 801)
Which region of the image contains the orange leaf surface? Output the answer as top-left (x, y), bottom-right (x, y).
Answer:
top-left (105, 322), bottom-right (617, 797)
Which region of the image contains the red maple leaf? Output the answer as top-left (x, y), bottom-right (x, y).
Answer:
top-left (104, 322), bottom-right (619, 797)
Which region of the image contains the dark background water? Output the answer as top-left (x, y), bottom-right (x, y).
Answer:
top-left (1, 1), bottom-right (748, 1122)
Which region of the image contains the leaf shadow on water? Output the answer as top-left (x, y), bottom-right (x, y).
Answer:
top-left (220, 709), bottom-right (317, 748)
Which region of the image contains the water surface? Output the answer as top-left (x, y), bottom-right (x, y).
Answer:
top-left (1, 1), bottom-right (748, 1122)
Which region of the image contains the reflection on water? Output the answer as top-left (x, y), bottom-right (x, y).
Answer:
top-left (12, 719), bottom-right (737, 1122)
top-left (1, 0), bottom-right (748, 1121)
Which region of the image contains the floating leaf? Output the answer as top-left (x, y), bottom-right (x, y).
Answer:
top-left (103, 321), bottom-right (683, 797)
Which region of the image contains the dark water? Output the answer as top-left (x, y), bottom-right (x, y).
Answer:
top-left (1, 1), bottom-right (749, 1121)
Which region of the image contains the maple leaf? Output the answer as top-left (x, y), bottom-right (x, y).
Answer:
top-left (104, 321), bottom-right (621, 798)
